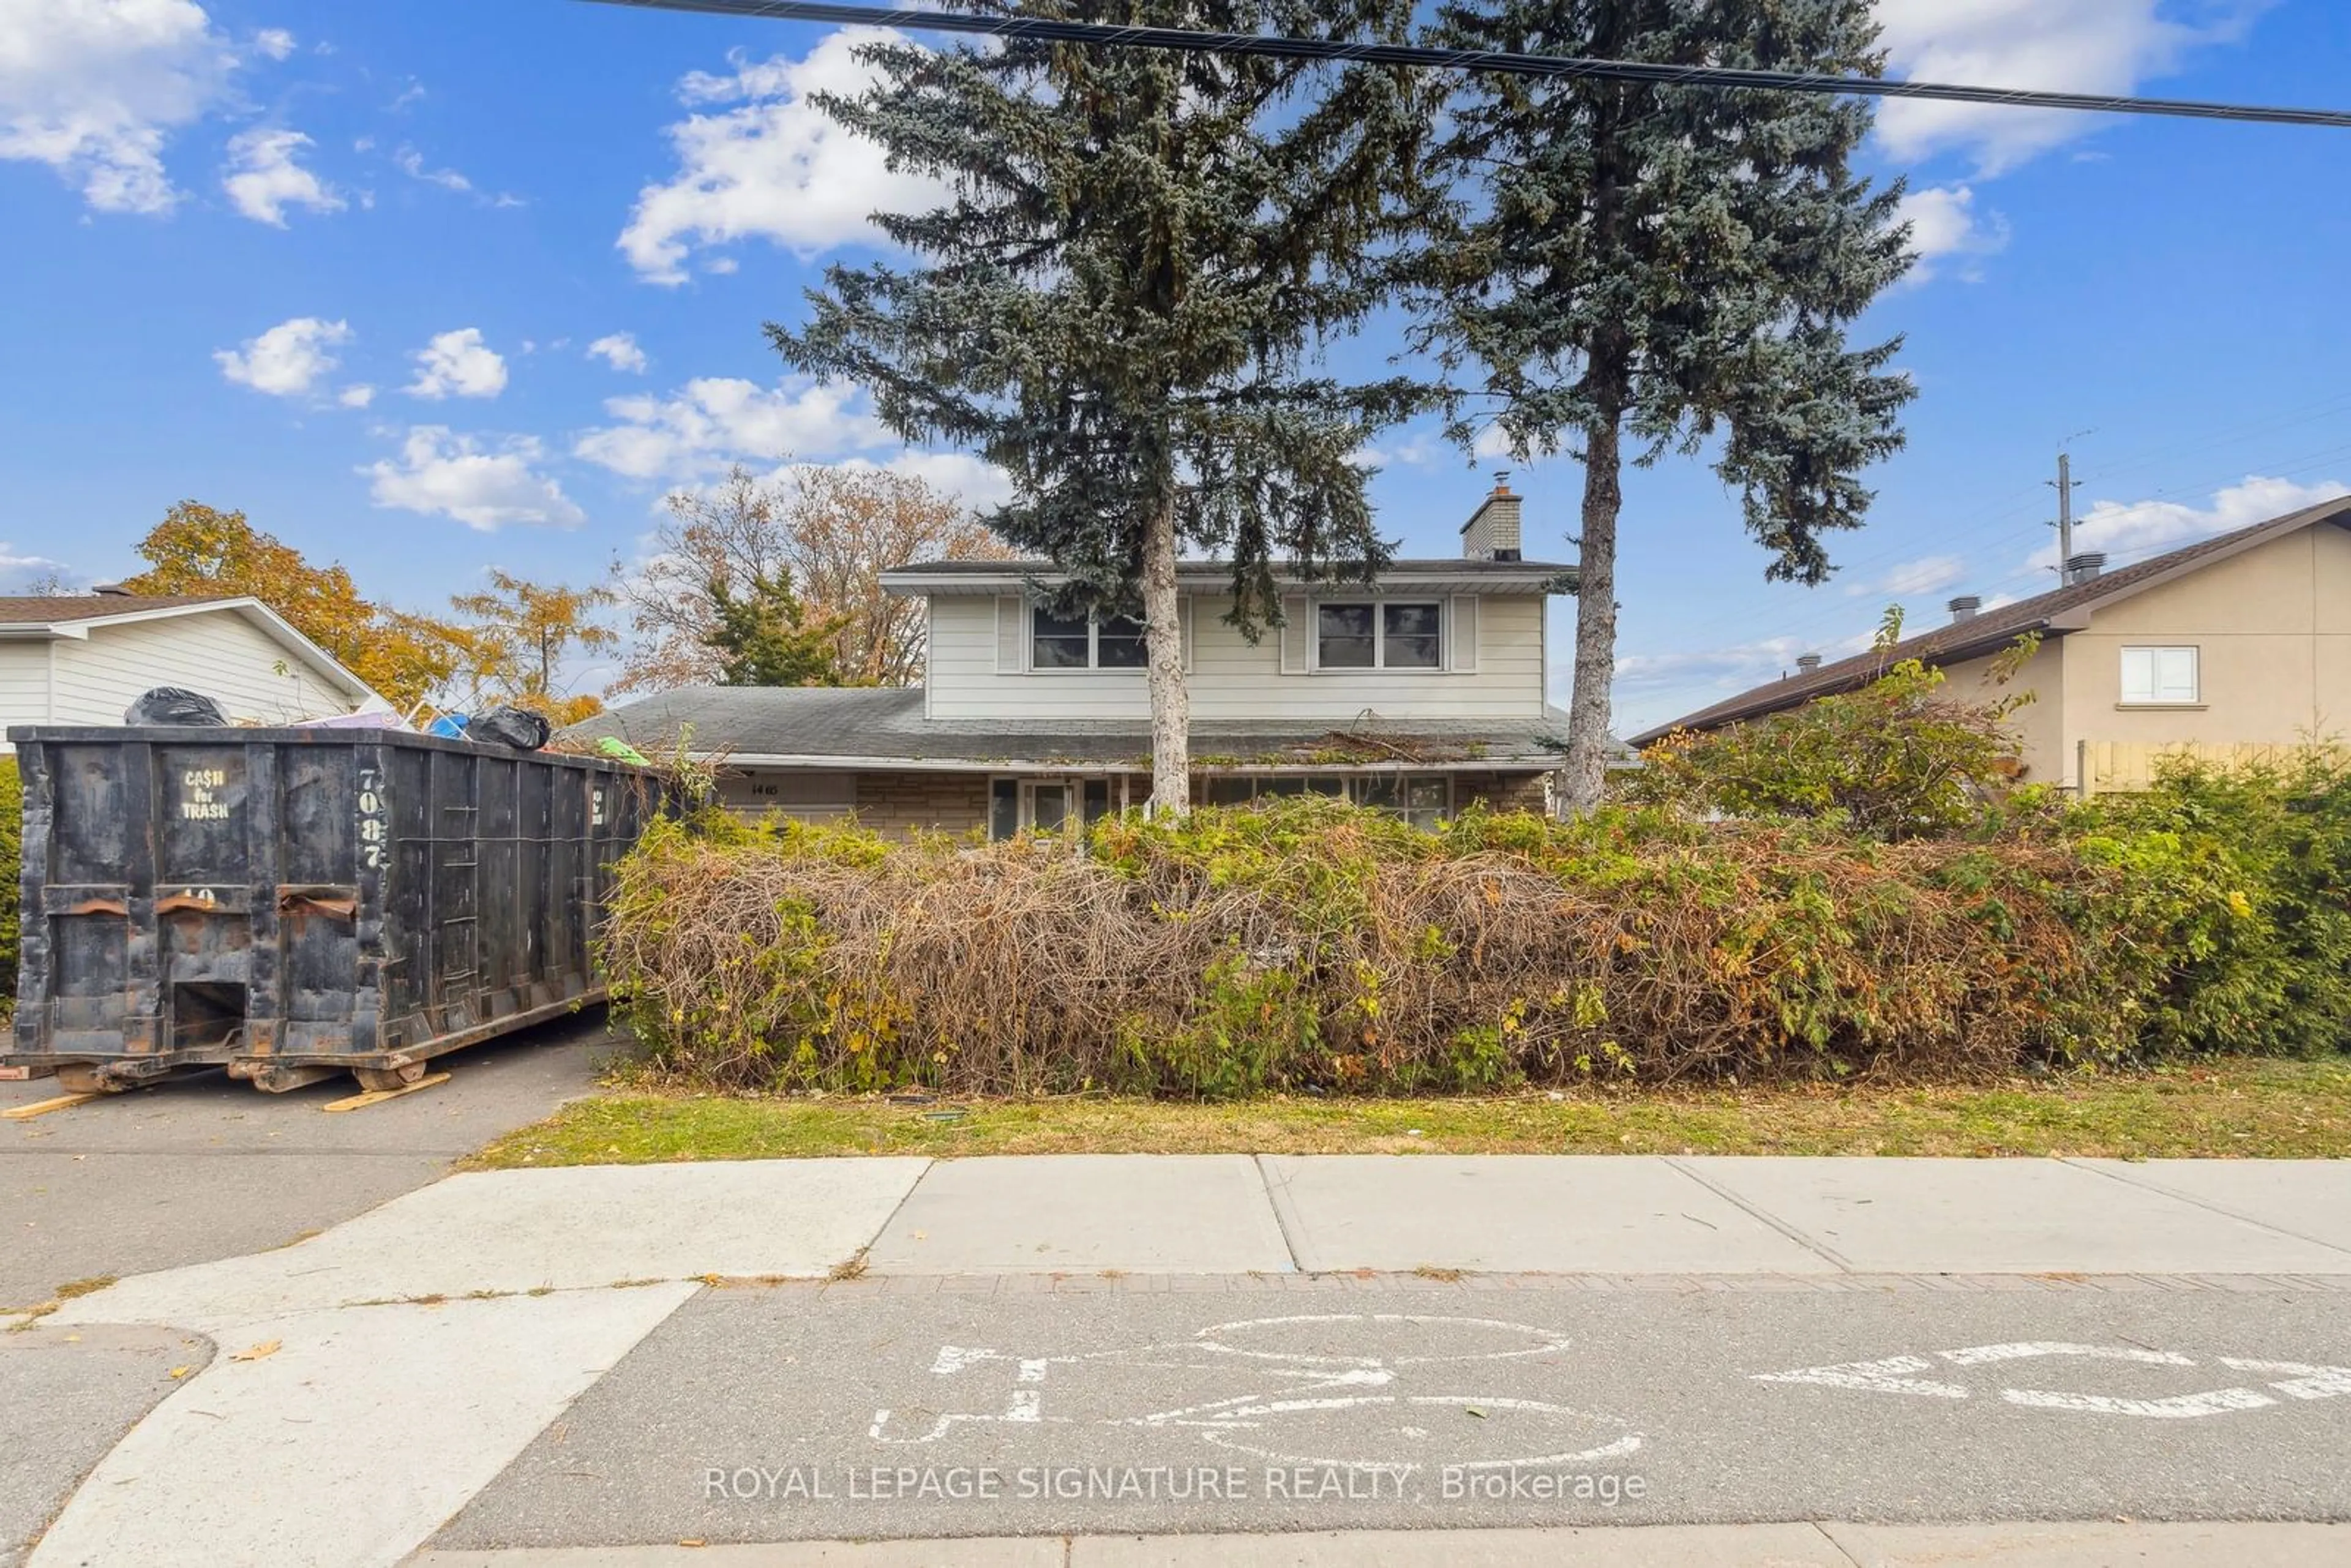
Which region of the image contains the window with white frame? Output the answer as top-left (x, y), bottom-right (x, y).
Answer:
top-left (1316, 601), bottom-right (1443, 670)
top-left (1030, 607), bottom-right (1147, 669)
top-left (2120, 646), bottom-right (2199, 705)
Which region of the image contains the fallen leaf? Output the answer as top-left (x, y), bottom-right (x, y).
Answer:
top-left (678, 1540), bottom-right (707, 1549)
top-left (1464, 1406), bottom-right (1487, 1419)
top-left (167, 1366), bottom-right (193, 1379)
top-left (231, 1339), bottom-right (282, 1362)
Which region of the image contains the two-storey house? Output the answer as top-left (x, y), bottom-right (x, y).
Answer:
top-left (574, 477), bottom-right (1581, 835)
top-left (1630, 492), bottom-right (2351, 792)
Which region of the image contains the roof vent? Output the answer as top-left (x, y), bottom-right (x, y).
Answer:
top-left (2065, 551), bottom-right (2106, 584)
top-left (1948, 595), bottom-right (1981, 623)
top-left (1796, 653), bottom-right (1823, 673)
top-left (1460, 472), bottom-right (1523, 563)
top-left (91, 582), bottom-right (133, 596)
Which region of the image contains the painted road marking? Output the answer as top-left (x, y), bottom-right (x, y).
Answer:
top-left (1756, 1342), bottom-right (2351, 1421)
top-left (874, 1313), bottom-right (1641, 1475)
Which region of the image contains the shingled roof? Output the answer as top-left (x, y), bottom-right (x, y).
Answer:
top-left (0, 593), bottom-right (239, 625)
top-left (1628, 492), bottom-right (2351, 747)
top-left (565, 685), bottom-right (1599, 770)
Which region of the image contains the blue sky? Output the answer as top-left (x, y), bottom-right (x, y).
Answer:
top-left (2, 0), bottom-right (2346, 730)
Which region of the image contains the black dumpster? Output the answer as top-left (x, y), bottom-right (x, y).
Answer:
top-left (6, 726), bottom-right (660, 1093)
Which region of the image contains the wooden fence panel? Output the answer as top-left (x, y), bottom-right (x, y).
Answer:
top-left (2078, 740), bottom-right (2306, 795)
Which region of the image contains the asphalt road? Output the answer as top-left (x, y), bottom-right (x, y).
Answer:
top-left (0, 1011), bottom-right (630, 1309)
top-left (433, 1280), bottom-right (2351, 1550)
top-left (1, 1012), bottom-right (630, 1567)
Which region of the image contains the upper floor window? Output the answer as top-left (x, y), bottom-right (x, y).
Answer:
top-left (1032, 607), bottom-right (1147, 670)
top-left (2120, 646), bottom-right (2199, 705)
top-left (1317, 601), bottom-right (1443, 670)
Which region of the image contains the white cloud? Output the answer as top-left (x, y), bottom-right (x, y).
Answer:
top-left (362, 427), bottom-right (583, 531)
top-left (587, 332), bottom-right (648, 374)
top-left (2027, 474), bottom-right (2351, 572)
top-left (221, 126), bottom-right (342, 225)
top-left (573, 374), bottom-right (890, 479)
top-left (1895, 184), bottom-right (2010, 282)
top-left (1608, 628), bottom-right (1876, 735)
top-left (393, 143), bottom-right (470, 192)
top-left (618, 27), bottom-right (951, 283)
top-left (1873, 0), bottom-right (2263, 174)
top-left (1843, 552), bottom-right (1968, 598)
top-left (252, 26), bottom-right (294, 61)
top-left (1613, 636), bottom-right (1815, 695)
top-left (337, 383), bottom-right (374, 408)
top-left (1348, 431), bottom-right (1449, 471)
top-left (404, 328), bottom-right (508, 400)
top-left (0, 0), bottom-right (231, 214)
top-left (858, 451), bottom-right (1014, 511)
top-left (213, 315), bottom-right (351, 397)
top-left (1, 542), bottom-right (78, 588)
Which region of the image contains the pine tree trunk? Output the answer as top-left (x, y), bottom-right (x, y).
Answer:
top-left (1560, 407), bottom-right (1623, 813)
top-left (1141, 494), bottom-right (1191, 816)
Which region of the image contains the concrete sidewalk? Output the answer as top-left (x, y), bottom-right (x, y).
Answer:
top-left (17, 1153), bottom-right (2351, 1568)
top-left (410, 1521), bottom-right (2351, 1566)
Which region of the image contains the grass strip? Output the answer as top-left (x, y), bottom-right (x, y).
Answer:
top-left (468, 1057), bottom-right (2351, 1167)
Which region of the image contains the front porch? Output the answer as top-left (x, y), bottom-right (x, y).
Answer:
top-left (715, 762), bottom-right (1554, 839)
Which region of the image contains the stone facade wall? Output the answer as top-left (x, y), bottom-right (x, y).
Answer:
top-left (1457, 770), bottom-right (1554, 816)
top-left (851, 771), bottom-right (991, 838)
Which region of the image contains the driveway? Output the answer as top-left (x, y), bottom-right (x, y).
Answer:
top-left (1, 1012), bottom-right (631, 1310)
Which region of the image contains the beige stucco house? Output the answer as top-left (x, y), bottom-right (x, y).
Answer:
top-left (1630, 494), bottom-right (2351, 791)
top-left (574, 478), bottom-right (1588, 836)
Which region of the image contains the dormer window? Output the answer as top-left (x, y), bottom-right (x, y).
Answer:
top-left (1316, 601), bottom-right (1443, 670)
top-left (1032, 607), bottom-right (1147, 670)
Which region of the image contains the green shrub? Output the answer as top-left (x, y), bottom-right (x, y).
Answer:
top-left (0, 757), bottom-right (18, 1007)
top-left (2077, 751), bottom-right (2351, 1057)
top-left (1624, 618), bottom-right (2049, 841)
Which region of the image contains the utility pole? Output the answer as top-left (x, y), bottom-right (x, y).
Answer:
top-left (2049, 445), bottom-right (2083, 580)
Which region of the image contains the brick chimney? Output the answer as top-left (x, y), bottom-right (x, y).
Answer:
top-left (1948, 595), bottom-right (1981, 623)
top-left (1461, 472), bottom-right (1523, 562)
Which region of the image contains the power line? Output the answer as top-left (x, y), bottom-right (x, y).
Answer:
top-left (574, 0), bottom-right (2351, 130)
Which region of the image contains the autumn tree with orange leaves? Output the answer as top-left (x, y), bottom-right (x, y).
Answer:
top-left (120, 501), bottom-right (468, 712)
top-left (612, 465), bottom-right (1010, 694)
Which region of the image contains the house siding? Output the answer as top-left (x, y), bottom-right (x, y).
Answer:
top-left (2059, 523), bottom-right (2351, 759)
top-left (1938, 636), bottom-right (2069, 787)
top-left (1924, 524), bottom-right (2351, 787)
top-left (0, 644), bottom-right (53, 732)
top-left (45, 612), bottom-right (356, 726)
top-left (923, 592), bottom-right (1548, 722)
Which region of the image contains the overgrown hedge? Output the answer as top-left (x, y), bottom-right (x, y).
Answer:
top-left (601, 656), bottom-right (2351, 1094)
top-left (599, 763), bottom-right (2350, 1096)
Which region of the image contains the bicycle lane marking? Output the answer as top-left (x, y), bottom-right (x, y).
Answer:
top-left (1755, 1340), bottom-right (2351, 1420)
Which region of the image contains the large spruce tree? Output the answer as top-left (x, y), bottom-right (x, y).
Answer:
top-left (772, 1), bottom-right (1428, 814)
top-left (1415, 0), bottom-right (1916, 809)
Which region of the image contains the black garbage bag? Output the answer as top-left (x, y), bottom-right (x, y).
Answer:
top-left (124, 687), bottom-right (229, 727)
top-left (462, 706), bottom-right (552, 751)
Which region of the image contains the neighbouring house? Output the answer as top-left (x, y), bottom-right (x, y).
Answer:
top-left (571, 476), bottom-right (1591, 836)
top-left (1629, 493), bottom-right (2351, 792)
top-left (0, 591), bottom-right (384, 729)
